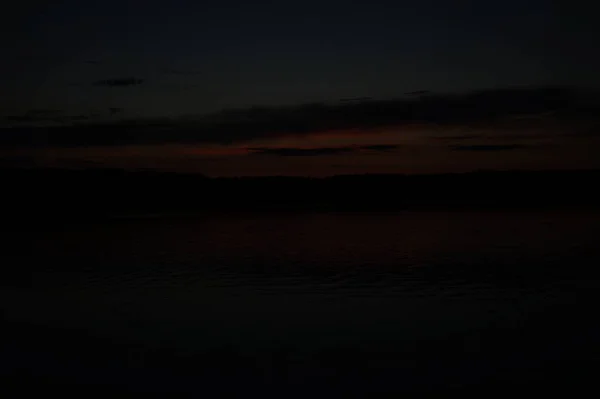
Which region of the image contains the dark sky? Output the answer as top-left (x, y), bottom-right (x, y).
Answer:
top-left (2, 0), bottom-right (599, 175)
top-left (3, 0), bottom-right (597, 116)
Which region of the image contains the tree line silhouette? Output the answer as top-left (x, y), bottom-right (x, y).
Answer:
top-left (3, 167), bottom-right (600, 222)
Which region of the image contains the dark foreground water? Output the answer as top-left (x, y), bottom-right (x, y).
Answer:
top-left (2, 211), bottom-right (600, 396)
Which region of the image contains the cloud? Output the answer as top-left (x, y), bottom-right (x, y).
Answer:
top-left (1, 86), bottom-right (598, 148)
top-left (69, 115), bottom-right (90, 121)
top-left (572, 123), bottom-right (600, 137)
top-left (249, 144), bottom-right (401, 156)
top-left (93, 77), bottom-right (144, 87)
top-left (431, 134), bottom-right (486, 141)
top-left (449, 144), bottom-right (531, 152)
top-left (434, 132), bottom-right (561, 144)
top-left (108, 107), bottom-right (124, 115)
top-left (5, 115), bottom-right (44, 122)
top-left (5, 114), bottom-right (89, 124)
top-left (404, 90), bottom-right (430, 96)
top-left (339, 97), bottom-right (372, 102)
top-left (359, 144), bottom-right (401, 151)
top-left (249, 147), bottom-right (355, 156)
top-left (161, 68), bottom-right (201, 76)
top-left (26, 109), bottom-right (62, 115)
top-left (5, 109), bottom-right (64, 123)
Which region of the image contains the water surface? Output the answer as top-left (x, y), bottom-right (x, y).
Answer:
top-left (2, 210), bottom-right (600, 394)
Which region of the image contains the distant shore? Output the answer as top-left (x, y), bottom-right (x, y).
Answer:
top-left (3, 168), bottom-right (600, 225)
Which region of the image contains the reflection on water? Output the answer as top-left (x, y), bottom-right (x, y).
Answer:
top-left (2, 211), bottom-right (600, 394)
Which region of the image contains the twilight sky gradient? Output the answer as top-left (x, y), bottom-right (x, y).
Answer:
top-left (2, 0), bottom-right (599, 175)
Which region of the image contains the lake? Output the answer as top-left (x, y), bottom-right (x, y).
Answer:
top-left (2, 210), bottom-right (600, 395)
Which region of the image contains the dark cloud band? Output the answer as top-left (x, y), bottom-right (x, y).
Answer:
top-left (93, 77), bottom-right (144, 87)
top-left (1, 86), bottom-right (598, 148)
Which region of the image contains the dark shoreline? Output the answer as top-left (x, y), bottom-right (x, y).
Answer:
top-left (3, 168), bottom-right (600, 226)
